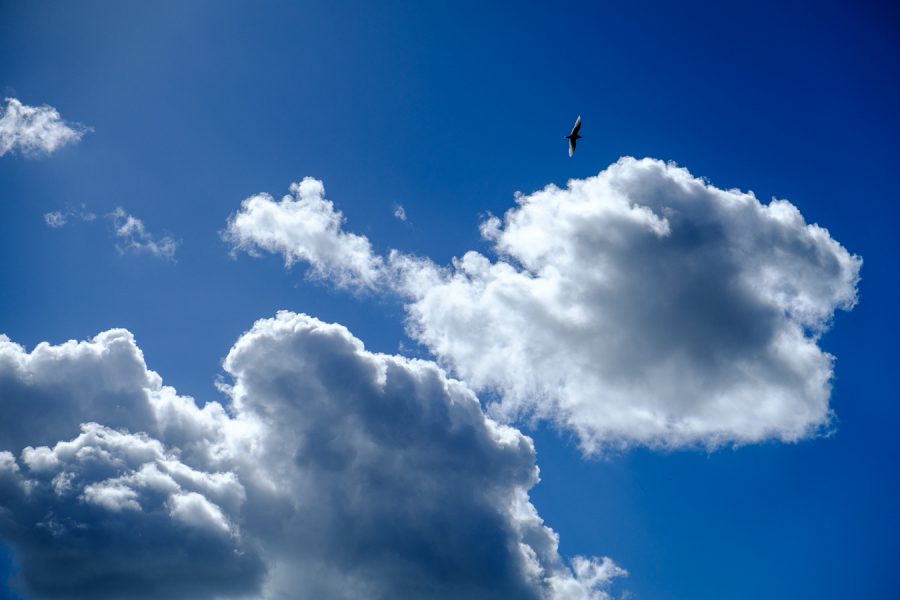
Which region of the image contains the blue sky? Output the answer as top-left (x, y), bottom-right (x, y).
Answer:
top-left (1, 1), bottom-right (898, 598)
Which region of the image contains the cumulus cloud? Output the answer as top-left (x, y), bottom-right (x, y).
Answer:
top-left (0, 330), bottom-right (159, 451)
top-left (0, 330), bottom-right (265, 598)
top-left (224, 177), bottom-right (384, 289)
top-left (229, 313), bottom-right (623, 600)
top-left (222, 158), bottom-right (861, 453)
top-left (398, 158), bottom-right (861, 451)
top-left (111, 207), bottom-right (179, 260)
top-left (0, 425), bottom-right (261, 599)
top-left (0, 98), bottom-right (89, 157)
top-left (0, 315), bottom-right (622, 599)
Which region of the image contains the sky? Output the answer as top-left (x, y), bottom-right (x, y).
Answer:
top-left (0, 1), bottom-right (898, 598)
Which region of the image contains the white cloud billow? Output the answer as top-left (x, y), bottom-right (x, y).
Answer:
top-left (0, 424), bottom-right (260, 598)
top-left (222, 157), bottom-right (861, 452)
top-left (399, 158), bottom-right (861, 451)
top-left (0, 316), bottom-right (623, 599)
top-left (224, 177), bottom-right (384, 289)
top-left (0, 98), bottom-right (89, 157)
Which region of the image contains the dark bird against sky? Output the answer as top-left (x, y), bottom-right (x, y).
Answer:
top-left (566, 115), bottom-right (582, 157)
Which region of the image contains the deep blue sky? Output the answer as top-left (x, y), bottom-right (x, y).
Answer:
top-left (2, 1), bottom-right (898, 598)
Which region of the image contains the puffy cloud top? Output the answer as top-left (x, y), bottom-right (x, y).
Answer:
top-left (224, 312), bottom-right (622, 599)
top-left (0, 98), bottom-right (89, 157)
top-left (224, 177), bottom-right (384, 289)
top-left (399, 158), bottom-right (861, 451)
top-left (0, 424), bottom-right (261, 599)
top-left (218, 157), bottom-right (861, 453)
top-left (0, 315), bottom-right (623, 599)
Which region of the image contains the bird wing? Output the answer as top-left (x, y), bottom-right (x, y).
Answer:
top-left (569, 137), bottom-right (576, 157)
top-left (570, 115), bottom-right (582, 136)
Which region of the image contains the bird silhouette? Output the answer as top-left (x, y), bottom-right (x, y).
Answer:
top-left (565, 115), bottom-right (582, 157)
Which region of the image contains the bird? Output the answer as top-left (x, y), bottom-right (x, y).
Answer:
top-left (565, 115), bottom-right (582, 157)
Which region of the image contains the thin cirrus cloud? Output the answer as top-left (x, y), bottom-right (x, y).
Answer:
top-left (0, 315), bottom-right (624, 599)
top-left (43, 205), bottom-right (96, 229)
top-left (224, 157), bottom-right (861, 454)
top-left (110, 207), bottom-right (179, 261)
top-left (44, 206), bottom-right (179, 261)
top-left (0, 98), bottom-right (90, 157)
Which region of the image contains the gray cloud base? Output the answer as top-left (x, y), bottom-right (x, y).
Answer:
top-left (0, 316), bottom-right (621, 599)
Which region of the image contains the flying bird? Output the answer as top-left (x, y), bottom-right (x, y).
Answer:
top-left (566, 115), bottom-right (582, 157)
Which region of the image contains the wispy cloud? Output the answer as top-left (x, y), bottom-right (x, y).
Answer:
top-left (111, 207), bottom-right (179, 261)
top-left (43, 205), bottom-right (96, 228)
top-left (44, 204), bottom-right (178, 261)
top-left (43, 211), bottom-right (68, 228)
top-left (0, 98), bottom-right (90, 157)
top-left (393, 203), bottom-right (407, 222)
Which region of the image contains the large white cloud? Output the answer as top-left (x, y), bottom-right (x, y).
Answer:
top-left (224, 177), bottom-right (383, 289)
top-left (0, 315), bottom-right (622, 599)
top-left (228, 313), bottom-right (624, 600)
top-left (223, 158), bottom-right (861, 453)
top-left (0, 98), bottom-right (89, 157)
top-left (398, 158), bottom-right (861, 451)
